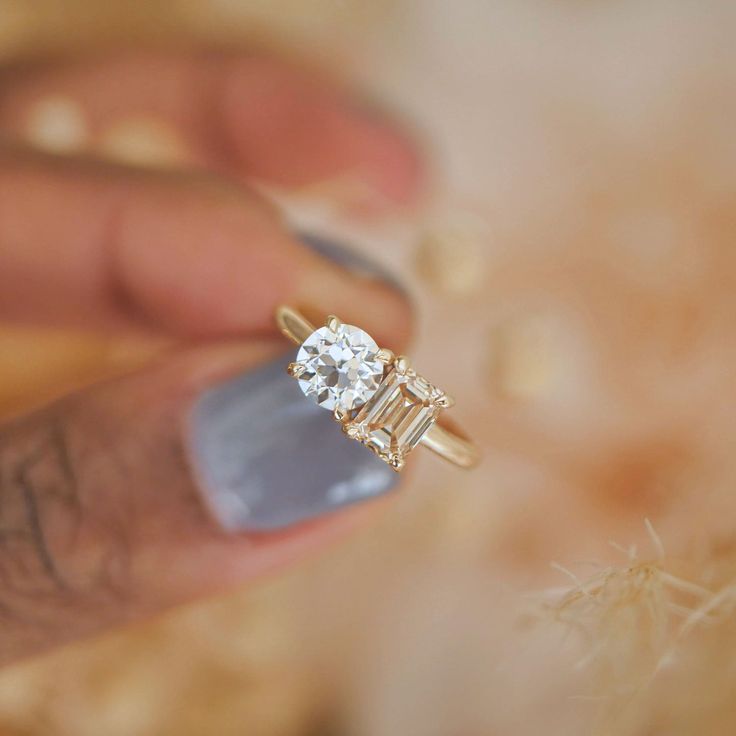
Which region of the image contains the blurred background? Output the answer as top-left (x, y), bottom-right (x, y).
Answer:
top-left (1, 1), bottom-right (736, 734)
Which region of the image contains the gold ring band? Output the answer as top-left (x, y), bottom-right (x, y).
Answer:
top-left (275, 305), bottom-right (480, 471)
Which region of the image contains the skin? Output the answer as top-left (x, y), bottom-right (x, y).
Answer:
top-left (0, 50), bottom-right (421, 665)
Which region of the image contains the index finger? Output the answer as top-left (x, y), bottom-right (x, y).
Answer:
top-left (0, 146), bottom-right (411, 346)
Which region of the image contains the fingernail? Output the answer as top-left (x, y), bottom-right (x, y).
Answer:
top-left (298, 232), bottom-right (407, 296)
top-left (188, 355), bottom-right (399, 532)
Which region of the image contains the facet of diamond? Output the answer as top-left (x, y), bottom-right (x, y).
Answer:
top-left (296, 323), bottom-right (385, 412)
top-left (349, 368), bottom-right (441, 467)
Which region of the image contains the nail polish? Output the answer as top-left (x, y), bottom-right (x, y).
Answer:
top-left (188, 355), bottom-right (399, 532)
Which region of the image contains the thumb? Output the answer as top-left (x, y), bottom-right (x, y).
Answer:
top-left (0, 342), bottom-right (398, 665)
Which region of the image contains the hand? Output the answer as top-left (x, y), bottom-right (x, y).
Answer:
top-left (0, 49), bottom-right (421, 665)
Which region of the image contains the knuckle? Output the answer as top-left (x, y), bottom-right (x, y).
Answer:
top-left (0, 402), bottom-right (130, 623)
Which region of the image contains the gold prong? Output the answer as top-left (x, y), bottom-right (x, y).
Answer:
top-left (394, 355), bottom-right (411, 375)
top-left (333, 406), bottom-right (348, 423)
top-left (287, 361), bottom-right (306, 378)
top-left (388, 453), bottom-right (405, 472)
top-left (326, 315), bottom-right (342, 332)
top-left (376, 348), bottom-right (395, 365)
top-left (344, 424), bottom-right (362, 440)
top-left (434, 393), bottom-right (455, 409)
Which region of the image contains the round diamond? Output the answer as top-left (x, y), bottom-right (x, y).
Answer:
top-left (296, 323), bottom-right (384, 412)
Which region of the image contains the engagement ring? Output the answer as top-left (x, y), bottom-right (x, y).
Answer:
top-left (276, 306), bottom-right (480, 471)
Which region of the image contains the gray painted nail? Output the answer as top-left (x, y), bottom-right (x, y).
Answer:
top-left (189, 355), bottom-right (399, 532)
top-left (298, 232), bottom-right (406, 296)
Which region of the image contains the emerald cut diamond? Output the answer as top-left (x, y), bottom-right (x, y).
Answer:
top-left (350, 369), bottom-right (441, 467)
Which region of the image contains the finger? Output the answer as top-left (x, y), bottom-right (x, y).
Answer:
top-left (0, 146), bottom-right (411, 345)
top-left (0, 341), bottom-right (401, 665)
top-left (0, 51), bottom-right (423, 210)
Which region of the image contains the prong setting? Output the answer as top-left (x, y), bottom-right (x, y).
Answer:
top-left (433, 392), bottom-right (455, 409)
top-left (343, 423), bottom-right (365, 441)
top-left (326, 315), bottom-right (342, 332)
top-left (388, 453), bottom-right (405, 472)
top-left (376, 347), bottom-right (395, 365)
top-left (394, 355), bottom-right (412, 375)
top-left (287, 361), bottom-right (306, 378)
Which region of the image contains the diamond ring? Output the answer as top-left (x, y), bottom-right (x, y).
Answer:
top-left (276, 305), bottom-right (480, 471)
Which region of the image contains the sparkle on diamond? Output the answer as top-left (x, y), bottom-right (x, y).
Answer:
top-left (296, 323), bottom-right (384, 412)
